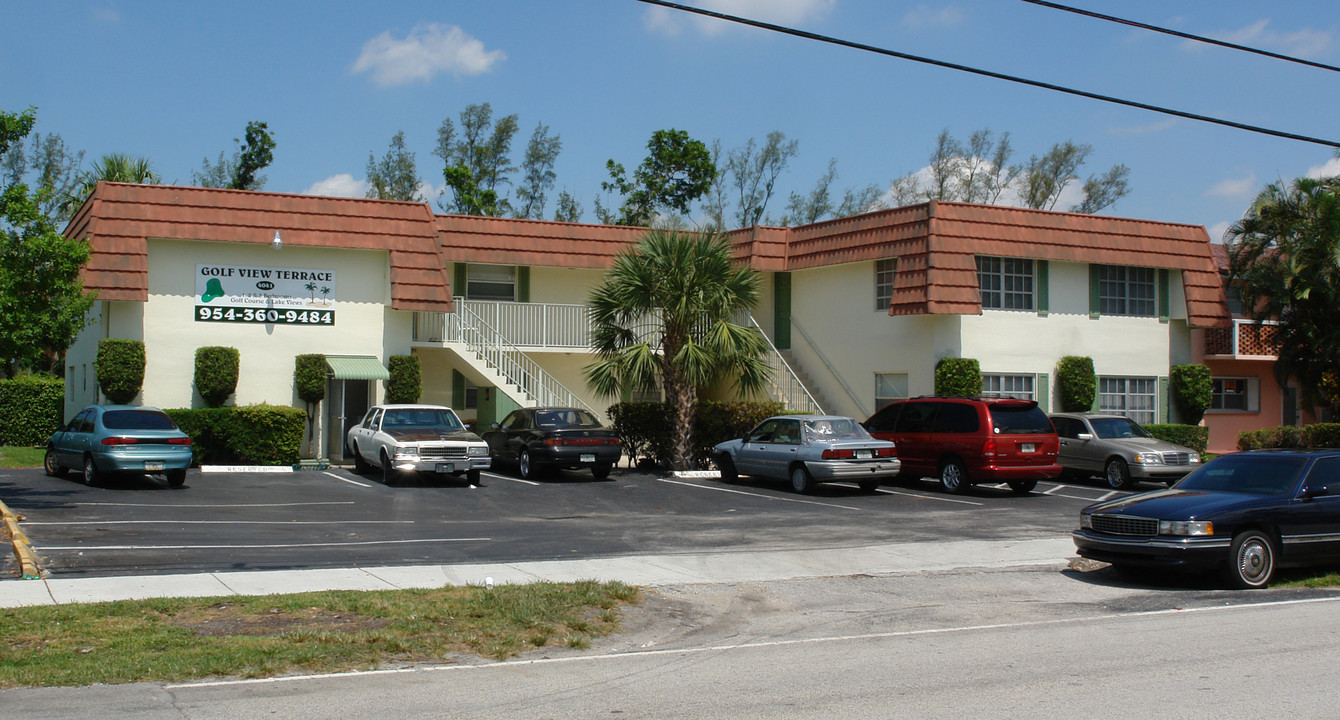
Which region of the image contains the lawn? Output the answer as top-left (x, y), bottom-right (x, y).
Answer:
top-left (0, 447), bottom-right (42, 469)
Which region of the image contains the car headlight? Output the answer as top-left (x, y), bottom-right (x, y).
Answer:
top-left (467, 445), bottom-right (489, 457)
top-left (1132, 451), bottom-right (1163, 465)
top-left (1188, 452), bottom-right (1201, 464)
top-left (1159, 520), bottom-right (1214, 536)
top-left (1080, 513), bottom-right (1092, 529)
top-left (394, 446), bottom-right (419, 460)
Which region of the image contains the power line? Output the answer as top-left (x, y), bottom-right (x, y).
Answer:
top-left (1018, 0), bottom-right (1340, 74)
top-left (633, 0), bottom-right (1340, 149)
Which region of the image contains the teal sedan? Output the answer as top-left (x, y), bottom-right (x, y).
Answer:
top-left (45, 405), bottom-right (193, 487)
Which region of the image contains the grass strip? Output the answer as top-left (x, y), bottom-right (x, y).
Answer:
top-left (0, 581), bottom-right (639, 688)
top-left (0, 447), bottom-right (42, 470)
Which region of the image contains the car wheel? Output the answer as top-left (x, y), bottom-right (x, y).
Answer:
top-left (1105, 458), bottom-right (1133, 490)
top-left (717, 454), bottom-right (737, 482)
top-left (380, 450), bottom-right (398, 486)
top-left (790, 465), bottom-right (814, 494)
top-left (44, 448), bottom-right (67, 478)
top-left (1226, 530), bottom-right (1275, 589)
top-left (1008, 479), bottom-right (1037, 494)
top-left (352, 443), bottom-right (370, 474)
top-left (858, 477), bottom-right (881, 493)
top-left (939, 458), bottom-right (968, 494)
top-left (519, 448), bottom-right (539, 480)
top-left (166, 470), bottom-right (186, 488)
top-left (592, 463), bottom-right (612, 480)
top-left (466, 468), bottom-right (481, 485)
top-left (82, 454), bottom-right (100, 486)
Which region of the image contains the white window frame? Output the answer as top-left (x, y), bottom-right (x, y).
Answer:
top-left (1098, 265), bottom-right (1156, 317)
top-left (874, 259), bottom-right (897, 311)
top-left (1098, 376), bottom-right (1158, 425)
top-left (465, 264), bottom-right (516, 301)
top-left (874, 372), bottom-right (908, 412)
top-left (976, 256), bottom-right (1034, 311)
top-left (981, 373), bottom-right (1035, 400)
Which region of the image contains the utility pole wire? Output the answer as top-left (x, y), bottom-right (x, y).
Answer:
top-left (633, 0), bottom-right (1340, 149)
top-left (1018, 0), bottom-right (1340, 75)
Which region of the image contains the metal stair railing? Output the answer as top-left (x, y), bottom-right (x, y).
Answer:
top-left (789, 315), bottom-right (866, 416)
top-left (747, 314), bottom-right (822, 414)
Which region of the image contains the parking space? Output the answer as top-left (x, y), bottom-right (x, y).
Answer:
top-left (0, 465), bottom-right (1141, 579)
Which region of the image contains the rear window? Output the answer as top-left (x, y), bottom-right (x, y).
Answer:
top-left (989, 405), bottom-right (1053, 435)
top-left (103, 410), bottom-right (178, 430)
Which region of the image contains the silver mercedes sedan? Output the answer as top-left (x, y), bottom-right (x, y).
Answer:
top-left (1049, 412), bottom-right (1201, 490)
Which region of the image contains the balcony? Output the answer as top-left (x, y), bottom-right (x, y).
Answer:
top-left (1204, 319), bottom-right (1279, 360)
top-left (413, 299), bottom-right (592, 350)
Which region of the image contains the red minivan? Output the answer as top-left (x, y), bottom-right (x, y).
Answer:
top-left (863, 396), bottom-right (1061, 494)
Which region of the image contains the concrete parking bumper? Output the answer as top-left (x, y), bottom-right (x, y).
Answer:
top-left (0, 498), bottom-right (40, 580)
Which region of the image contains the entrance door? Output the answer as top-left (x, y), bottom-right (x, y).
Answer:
top-left (1284, 384), bottom-right (1300, 426)
top-left (327, 379), bottom-right (370, 461)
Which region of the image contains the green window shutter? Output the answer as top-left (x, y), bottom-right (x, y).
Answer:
top-left (773, 272), bottom-right (791, 350)
top-left (1091, 376), bottom-right (1101, 412)
top-left (1159, 375), bottom-right (1170, 423)
top-left (1089, 264), bottom-right (1102, 319)
top-left (1036, 261), bottom-right (1049, 317)
top-left (1157, 269), bottom-right (1169, 323)
top-left (517, 266), bottom-right (530, 303)
top-left (452, 369), bottom-right (465, 408)
top-left (1037, 372), bottom-right (1050, 412)
top-left (453, 264), bottom-right (467, 299)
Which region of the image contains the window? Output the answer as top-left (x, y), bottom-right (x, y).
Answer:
top-left (1098, 265), bottom-right (1156, 316)
top-left (1098, 377), bottom-right (1157, 425)
top-left (465, 264), bottom-right (516, 301)
top-left (931, 403), bottom-right (980, 433)
top-left (874, 372), bottom-right (908, 413)
top-left (875, 258), bottom-right (897, 311)
top-left (462, 379), bottom-right (479, 410)
top-left (982, 374), bottom-right (1034, 400)
top-left (1212, 378), bottom-right (1252, 411)
top-left (1051, 416), bottom-right (1084, 439)
top-left (976, 256), bottom-right (1034, 310)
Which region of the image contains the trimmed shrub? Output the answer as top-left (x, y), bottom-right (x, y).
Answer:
top-left (1143, 423), bottom-right (1208, 453)
top-left (1239, 423), bottom-right (1340, 451)
top-left (166, 404), bottom-right (305, 466)
top-left (97, 339), bottom-right (145, 404)
top-left (1170, 364), bottom-right (1212, 425)
top-left (194, 346), bottom-right (240, 408)
top-left (294, 354), bottom-right (326, 458)
top-left (1056, 356), bottom-right (1096, 412)
top-left (386, 355), bottom-right (421, 404)
top-left (1303, 423), bottom-right (1340, 448)
top-left (608, 400), bottom-right (783, 469)
top-left (934, 357), bottom-right (982, 397)
top-left (0, 376), bottom-right (64, 446)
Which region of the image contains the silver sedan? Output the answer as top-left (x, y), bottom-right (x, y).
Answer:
top-left (1049, 412), bottom-right (1201, 490)
top-left (713, 415), bottom-right (900, 494)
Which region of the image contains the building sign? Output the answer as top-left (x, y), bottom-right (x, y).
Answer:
top-left (195, 264), bottom-right (336, 325)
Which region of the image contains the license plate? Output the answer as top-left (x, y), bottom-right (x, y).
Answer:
top-left (435, 463), bottom-right (455, 473)
top-left (144, 461), bottom-right (164, 471)
top-left (580, 454), bottom-right (596, 463)
top-left (1021, 443), bottom-right (1036, 453)
top-left (856, 450), bottom-right (872, 459)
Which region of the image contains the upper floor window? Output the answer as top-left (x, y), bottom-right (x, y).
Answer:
top-left (976, 256), bottom-right (1034, 310)
top-left (466, 264), bottom-right (516, 301)
top-left (875, 258), bottom-right (897, 311)
top-left (1098, 265), bottom-right (1155, 316)
top-left (982, 374), bottom-right (1034, 400)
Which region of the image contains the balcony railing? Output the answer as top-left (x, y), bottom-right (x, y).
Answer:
top-left (414, 299), bottom-right (590, 348)
top-left (1205, 318), bottom-right (1279, 358)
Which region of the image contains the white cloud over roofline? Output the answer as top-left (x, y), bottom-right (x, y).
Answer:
top-left (644, 0), bottom-right (834, 37)
top-left (1205, 173), bottom-right (1259, 201)
top-left (303, 174), bottom-right (369, 198)
top-left (352, 23), bottom-right (505, 87)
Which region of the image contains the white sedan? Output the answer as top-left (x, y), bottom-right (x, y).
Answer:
top-left (346, 404), bottom-right (490, 485)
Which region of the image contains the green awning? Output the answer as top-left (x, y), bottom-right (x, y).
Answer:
top-left (325, 355), bottom-right (390, 381)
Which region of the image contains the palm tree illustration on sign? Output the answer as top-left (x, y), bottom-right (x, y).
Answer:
top-left (305, 281), bottom-right (317, 302)
top-left (320, 286), bottom-right (331, 305)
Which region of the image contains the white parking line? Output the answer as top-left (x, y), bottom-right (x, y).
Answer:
top-left (323, 471), bottom-right (371, 487)
top-left (657, 477), bottom-right (863, 511)
top-left (483, 471), bottom-right (539, 486)
top-left (73, 501), bottom-right (358, 508)
top-left (828, 482), bottom-right (985, 506)
top-left (38, 537), bottom-right (491, 551)
top-left (25, 520), bottom-right (414, 526)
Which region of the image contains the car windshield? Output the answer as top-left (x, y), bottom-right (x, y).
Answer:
top-left (534, 409), bottom-right (601, 429)
top-left (989, 405), bottom-right (1052, 434)
top-left (382, 408), bottom-right (463, 432)
top-left (1089, 417), bottom-right (1152, 439)
top-left (102, 410), bottom-right (178, 430)
top-left (802, 418), bottom-right (872, 443)
top-left (1176, 454), bottom-right (1308, 496)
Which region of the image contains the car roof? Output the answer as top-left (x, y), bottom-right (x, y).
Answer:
top-left (766, 415), bottom-right (859, 422)
top-left (1049, 413), bottom-right (1129, 420)
top-left (1240, 448), bottom-right (1340, 457)
top-left (373, 404), bottom-right (454, 410)
top-left (82, 404), bottom-right (166, 412)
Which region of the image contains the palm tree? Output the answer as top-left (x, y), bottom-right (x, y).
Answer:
top-left (61, 153), bottom-right (160, 216)
top-left (585, 229), bottom-right (770, 470)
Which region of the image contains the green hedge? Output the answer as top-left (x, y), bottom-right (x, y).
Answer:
top-left (1056, 356), bottom-right (1095, 412)
top-left (194, 346), bottom-right (239, 408)
top-left (0, 376), bottom-right (64, 446)
top-left (97, 339), bottom-right (145, 404)
top-left (386, 355), bottom-right (421, 404)
top-left (1170, 364), bottom-right (1212, 425)
top-left (608, 400), bottom-right (784, 469)
top-left (1143, 423), bottom-right (1208, 453)
top-left (1237, 424), bottom-right (1340, 451)
top-left (166, 404), bottom-right (306, 466)
top-left (934, 357), bottom-right (981, 397)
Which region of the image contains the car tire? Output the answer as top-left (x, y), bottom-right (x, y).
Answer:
top-left (1008, 479), bottom-right (1037, 494)
top-left (858, 477), bottom-right (881, 493)
top-left (592, 463), bottom-right (612, 480)
top-left (380, 450), bottom-right (398, 486)
top-left (82, 454), bottom-right (100, 486)
top-left (939, 458), bottom-right (968, 494)
top-left (790, 465), bottom-right (814, 494)
top-left (717, 454), bottom-right (737, 482)
top-left (166, 470), bottom-right (186, 488)
top-left (519, 448), bottom-right (539, 480)
top-left (1226, 529), bottom-right (1276, 589)
top-left (1105, 458), bottom-right (1133, 490)
top-left (44, 448), bottom-right (67, 478)
top-left (352, 443), bottom-right (370, 474)
top-left (466, 468), bottom-right (481, 485)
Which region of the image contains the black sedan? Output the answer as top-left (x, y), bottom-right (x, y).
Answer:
top-left (482, 408), bottom-right (621, 480)
top-left (1073, 449), bottom-right (1340, 588)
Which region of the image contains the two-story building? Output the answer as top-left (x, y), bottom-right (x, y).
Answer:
top-left (62, 183), bottom-right (1230, 461)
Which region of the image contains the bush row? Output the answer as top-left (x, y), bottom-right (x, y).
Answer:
top-left (1238, 424), bottom-right (1340, 451)
top-left (608, 400), bottom-right (784, 468)
top-left (166, 405), bottom-right (306, 466)
top-left (0, 376), bottom-right (65, 446)
top-left (1142, 424), bottom-right (1208, 453)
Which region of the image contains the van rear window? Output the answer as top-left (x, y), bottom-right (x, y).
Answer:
top-left (989, 405), bottom-right (1053, 435)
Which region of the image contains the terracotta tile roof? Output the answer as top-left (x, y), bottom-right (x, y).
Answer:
top-left (64, 182), bottom-right (453, 312)
top-left (433, 215), bottom-right (646, 268)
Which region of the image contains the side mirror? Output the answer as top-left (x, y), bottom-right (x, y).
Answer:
top-left (491, 422), bottom-right (501, 430)
top-left (1077, 433), bottom-right (1094, 441)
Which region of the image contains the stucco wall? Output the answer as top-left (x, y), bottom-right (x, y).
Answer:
top-left (528, 266), bottom-right (607, 304)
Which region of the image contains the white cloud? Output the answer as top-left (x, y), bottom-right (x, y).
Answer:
top-left (1191, 19), bottom-right (1334, 59)
top-left (1205, 173), bottom-right (1258, 200)
top-left (352, 23), bottom-right (505, 87)
top-left (1206, 221), bottom-right (1233, 243)
top-left (1307, 157), bottom-right (1340, 180)
top-left (303, 174), bottom-right (369, 198)
top-left (879, 160), bottom-right (1087, 211)
top-left (1109, 119), bottom-right (1178, 136)
top-left (901, 5), bottom-right (966, 31)
top-left (644, 0), bottom-right (834, 37)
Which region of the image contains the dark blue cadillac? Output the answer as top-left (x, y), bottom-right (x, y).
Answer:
top-left (1073, 449), bottom-right (1340, 588)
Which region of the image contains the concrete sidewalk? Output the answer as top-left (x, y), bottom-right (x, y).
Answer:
top-left (0, 536), bottom-right (1076, 608)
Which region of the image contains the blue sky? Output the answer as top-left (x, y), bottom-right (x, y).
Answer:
top-left (5, 0), bottom-right (1338, 240)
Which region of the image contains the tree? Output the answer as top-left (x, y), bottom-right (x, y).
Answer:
top-left (62, 152), bottom-right (160, 217)
top-left (434, 103), bottom-right (522, 216)
top-left (513, 123), bottom-right (562, 219)
top-left (2, 126), bottom-right (83, 223)
top-left (585, 230), bottom-right (769, 470)
top-left (703, 132), bottom-right (800, 229)
top-left (1227, 175), bottom-right (1340, 408)
top-left (0, 107), bottom-right (96, 377)
top-left (600, 129), bottom-right (715, 226)
top-left (553, 190), bottom-right (582, 223)
top-left (193, 120), bottom-right (276, 191)
top-left (365, 131), bottom-right (422, 202)
top-left (1021, 141), bottom-right (1091, 211)
top-left (784, 158), bottom-right (838, 225)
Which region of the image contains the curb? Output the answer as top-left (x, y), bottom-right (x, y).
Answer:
top-left (0, 499), bottom-right (40, 580)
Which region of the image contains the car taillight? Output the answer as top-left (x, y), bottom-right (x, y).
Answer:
top-left (821, 449), bottom-right (854, 459)
top-left (982, 438), bottom-right (997, 458)
top-left (544, 437), bottom-right (619, 447)
top-left (169, 437), bottom-right (192, 445)
top-left (101, 437), bottom-right (139, 445)
top-left (875, 447), bottom-right (897, 458)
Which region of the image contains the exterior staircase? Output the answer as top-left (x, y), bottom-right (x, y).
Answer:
top-left (777, 349), bottom-right (832, 414)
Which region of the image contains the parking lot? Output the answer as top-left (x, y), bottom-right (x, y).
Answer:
top-left (0, 464), bottom-right (1140, 578)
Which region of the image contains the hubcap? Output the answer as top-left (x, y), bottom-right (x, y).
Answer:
top-left (1107, 463), bottom-right (1125, 488)
top-left (1240, 541), bottom-right (1270, 583)
top-left (943, 465), bottom-right (961, 490)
